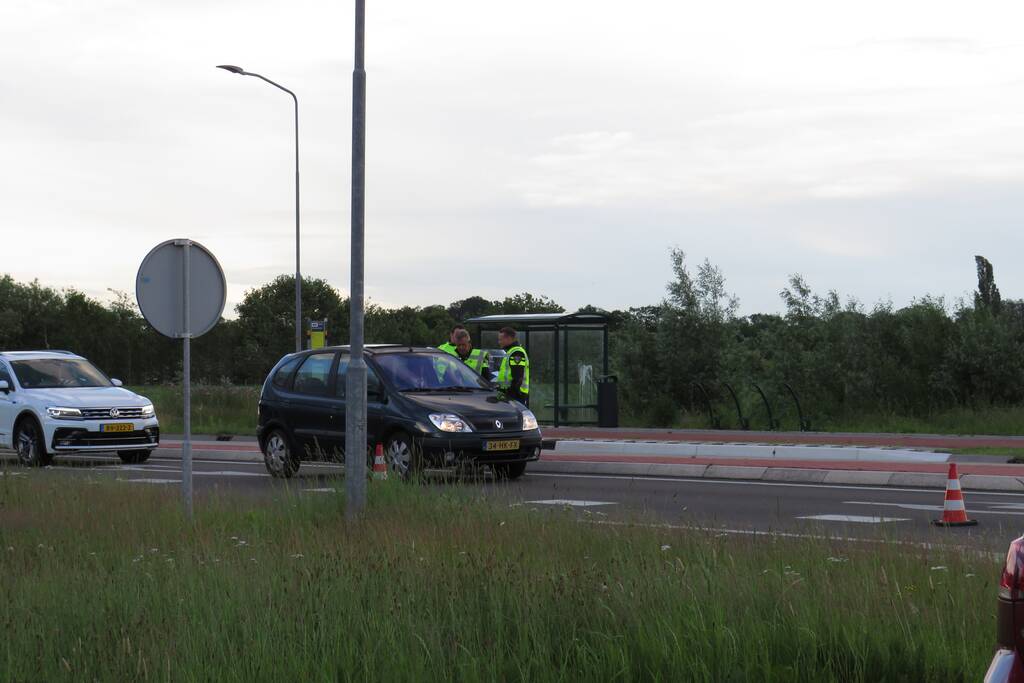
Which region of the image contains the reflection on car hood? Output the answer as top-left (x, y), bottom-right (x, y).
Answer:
top-left (400, 391), bottom-right (523, 419)
top-left (21, 387), bottom-right (150, 408)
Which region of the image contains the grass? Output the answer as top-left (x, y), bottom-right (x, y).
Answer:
top-left (0, 471), bottom-right (999, 681)
top-left (131, 384), bottom-right (260, 436)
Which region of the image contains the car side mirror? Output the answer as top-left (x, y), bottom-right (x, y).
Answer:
top-left (0, 380), bottom-right (8, 393)
top-left (368, 388), bottom-right (386, 403)
top-left (111, 378), bottom-right (123, 387)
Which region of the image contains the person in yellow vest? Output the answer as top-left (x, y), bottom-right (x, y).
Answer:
top-left (496, 326), bottom-right (529, 406)
top-left (453, 329), bottom-right (493, 381)
top-left (437, 324), bottom-right (465, 358)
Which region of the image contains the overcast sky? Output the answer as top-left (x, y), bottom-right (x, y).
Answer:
top-left (3, 1), bottom-right (1024, 317)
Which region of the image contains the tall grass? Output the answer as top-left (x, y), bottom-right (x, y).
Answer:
top-left (132, 384), bottom-right (260, 435)
top-left (0, 472), bottom-right (997, 681)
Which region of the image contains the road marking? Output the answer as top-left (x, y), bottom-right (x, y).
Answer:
top-left (192, 471), bottom-right (267, 478)
top-left (844, 500), bottom-right (1024, 516)
top-left (304, 487), bottom-right (337, 493)
top-left (118, 478), bottom-right (180, 484)
top-left (797, 514), bottom-right (910, 523)
top-left (528, 472), bottom-right (1024, 498)
top-left (525, 499), bottom-right (617, 507)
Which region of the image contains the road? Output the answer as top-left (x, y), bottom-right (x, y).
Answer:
top-left (6, 446), bottom-right (1022, 555)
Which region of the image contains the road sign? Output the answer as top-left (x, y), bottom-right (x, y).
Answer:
top-left (136, 239), bottom-right (226, 338)
top-left (135, 239), bottom-right (225, 519)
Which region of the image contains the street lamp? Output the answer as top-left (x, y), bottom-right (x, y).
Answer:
top-left (216, 64), bottom-right (303, 353)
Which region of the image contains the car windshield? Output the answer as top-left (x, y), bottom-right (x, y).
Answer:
top-left (10, 359), bottom-right (112, 389)
top-left (373, 352), bottom-right (490, 392)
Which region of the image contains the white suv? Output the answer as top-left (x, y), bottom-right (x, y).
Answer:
top-left (0, 351), bottom-right (159, 466)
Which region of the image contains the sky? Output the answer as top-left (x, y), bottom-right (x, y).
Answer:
top-left (3, 0), bottom-right (1024, 318)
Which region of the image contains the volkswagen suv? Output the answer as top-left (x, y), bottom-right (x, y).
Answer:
top-left (0, 351), bottom-right (159, 466)
top-left (257, 345), bottom-right (542, 479)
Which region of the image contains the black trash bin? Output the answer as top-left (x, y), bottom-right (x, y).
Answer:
top-left (597, 375), bottom-right (619, 428)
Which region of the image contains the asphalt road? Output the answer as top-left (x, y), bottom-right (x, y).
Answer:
top-left (5, 447), bottom-right (1023, 555)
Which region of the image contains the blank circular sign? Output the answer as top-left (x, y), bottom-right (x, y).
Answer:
top-left (136, 239), bottom-right (226, 338)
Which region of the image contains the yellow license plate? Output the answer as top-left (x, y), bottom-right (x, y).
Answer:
top-left (485, 439), bottom-right (520, 452)
top-left (100, 423), bottom-right (134, 433)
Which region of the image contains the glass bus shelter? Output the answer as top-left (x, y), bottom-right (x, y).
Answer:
top-left (465, 312), bottom-right (611, 427)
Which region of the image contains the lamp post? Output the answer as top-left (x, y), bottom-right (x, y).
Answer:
top-left (216, 64), bottom-right (302, 353)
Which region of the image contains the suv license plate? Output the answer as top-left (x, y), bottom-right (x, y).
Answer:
top-left (485, 439), bottom-right (520, 452)
top-left (100, 423), bottom-right (134, 433)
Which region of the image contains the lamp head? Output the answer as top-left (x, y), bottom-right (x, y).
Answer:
top-left (216, 65), bottom-right (246, 74)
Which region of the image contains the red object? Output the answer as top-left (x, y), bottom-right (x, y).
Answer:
top-left (371, 443), bottom-right (388, 480)
top-left (932, 463), bottom-right (977, 527)
top-left (989, 536), bottom-right (1024, 682)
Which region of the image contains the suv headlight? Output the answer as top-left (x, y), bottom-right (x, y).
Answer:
top-left (46, 407), bottom-right (82, 420)
top-left (141, 403), bottom-right (155, 416)
top-left (521, 409), bottom-right (539, 431)
top-left (429, 413), bottom-right (473, 433)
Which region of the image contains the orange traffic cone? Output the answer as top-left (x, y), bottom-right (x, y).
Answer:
top-left (372, 443), bottom-right (388, 481)
top-left (932, 463), bottom-right (977, 527)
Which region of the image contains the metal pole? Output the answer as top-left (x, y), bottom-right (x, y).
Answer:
top-left (182, 240), bottom-right (193, 519)
top-left (345, 0), bottom-right (368, 517)
top-left (294, 94), bottom-right (302, 353)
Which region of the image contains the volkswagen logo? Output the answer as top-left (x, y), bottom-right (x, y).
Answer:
top-left (109, 408), bottom-right (120, 418)
top-left (495, 420), bottom-right (503, 430)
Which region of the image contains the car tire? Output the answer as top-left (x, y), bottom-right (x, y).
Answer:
top-left (14, 418), bottom-right (52, 467)
top-left (263, 428), bottom-right (300, 478)
top-left (118, 450), bottom-right (151, 465)
top-left (493, 462), bottom-right (527, 480)
top-left (385, 431), bottom-right (422, 481)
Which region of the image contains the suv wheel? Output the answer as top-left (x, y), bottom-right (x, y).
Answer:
top-left (493, 462), bottom-right (527, 480)
top-left (118, 450), bottom-right (151, 465)
top-left (386, 432), bottom-right (422, 480)
top-left (263, 429), bottom-right (299, 478)
top-left (14, 418), bottom-right (52, 467)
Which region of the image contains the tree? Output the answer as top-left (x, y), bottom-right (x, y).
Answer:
top-left (974, 255), bottom-right (1002, 315)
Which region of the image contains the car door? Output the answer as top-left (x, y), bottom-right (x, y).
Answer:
top-left (283, 351), bottom-right (338, 459)
top-left (0, 361), bottom-right (15, 448)
top-left (333, 354), bottom-right (387, 455)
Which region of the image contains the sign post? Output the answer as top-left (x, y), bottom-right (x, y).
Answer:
top-left (136, 239), bottom-right (226, 518)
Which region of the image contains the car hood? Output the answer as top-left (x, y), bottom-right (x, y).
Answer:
top-left (21, 387), bottom-right (151, 408)
top-left (399, 391), bottom-right (524, 420)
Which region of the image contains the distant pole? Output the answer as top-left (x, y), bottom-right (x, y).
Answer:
top-left (215, 64), bottom-right (302, 352)
top-left (345, 0), bottom-right (368, 517)
top-left (181, 241), bottom-right (193, 520)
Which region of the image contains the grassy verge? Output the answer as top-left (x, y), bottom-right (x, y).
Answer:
top-left (0, 473), bottom-right (998, 681)
top-left (131, 384), bottom-right (260, 436)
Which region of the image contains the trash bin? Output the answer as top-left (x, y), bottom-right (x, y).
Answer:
top-left (597, 375), bottom-right (619, 428)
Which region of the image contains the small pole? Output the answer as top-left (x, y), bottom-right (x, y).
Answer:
top-left (182, 240), bottom-right (193, 519)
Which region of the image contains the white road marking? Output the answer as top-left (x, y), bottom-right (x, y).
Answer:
top-left (525, 499), bottom-right (617, 507)
top-left (118, 478), bottom-right (180, 484)
top-left (844, 500), bottom-right (1022, 516)
top-left (192, 471), bottom-right (267, 477)
top-left (528, 472), bottom-right (1024, 498)
top-left (797, 514), bottom-right (910, 523)
top-left (304, 487), bottom-right (337, 493)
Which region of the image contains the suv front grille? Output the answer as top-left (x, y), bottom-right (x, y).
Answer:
top-left (79, 407), bottom-right (148, 419)
top-left (471, 417), bottom-right (521, 433)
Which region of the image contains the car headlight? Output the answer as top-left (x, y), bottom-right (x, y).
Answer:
top-left (521, 409), bottom-right (539, 431)
top-left (46, 407), bottom-right (82, 419)
top-left (141, 403), bottom-right (155, 416)
top-left (429, 413), bottom-right (473, 433)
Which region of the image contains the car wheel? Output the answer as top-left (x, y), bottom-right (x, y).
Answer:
top-left (493, 462), bottom-right (527, 480)
top-left (263, 429), bottom-right (300, 478)
top-left (14, 418), bottom-right (52, 467)
top-left (118, 450), bottom-right (151, 465)
top-left (385, 432), bottom-right (422, 480)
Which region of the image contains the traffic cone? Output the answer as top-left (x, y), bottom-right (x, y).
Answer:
top-left (932, 463), bottom-right (977, 527)
top-left (372, 443), bottom-right (388, 481)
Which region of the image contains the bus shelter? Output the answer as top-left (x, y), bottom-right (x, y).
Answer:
top-left (465, 312), bottom-right (614, 427)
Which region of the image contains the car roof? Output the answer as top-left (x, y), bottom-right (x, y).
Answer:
top-left (0, 350), bottom-right (85, 361)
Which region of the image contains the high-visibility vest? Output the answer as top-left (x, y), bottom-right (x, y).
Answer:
top-left (497, 344), bottom-right (530, 395)
top-left (461, 348), bottom-right (488, 375)
top-left (438, 342), bottom-right (458, 357)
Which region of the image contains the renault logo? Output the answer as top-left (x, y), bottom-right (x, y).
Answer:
top-left (495, 420), bottom-right (503, 430)
top-left (109, 408), bottom-right (120, 418)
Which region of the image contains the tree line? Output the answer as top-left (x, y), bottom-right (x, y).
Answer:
top-left (1, 252), bottom-right (1019, 427)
